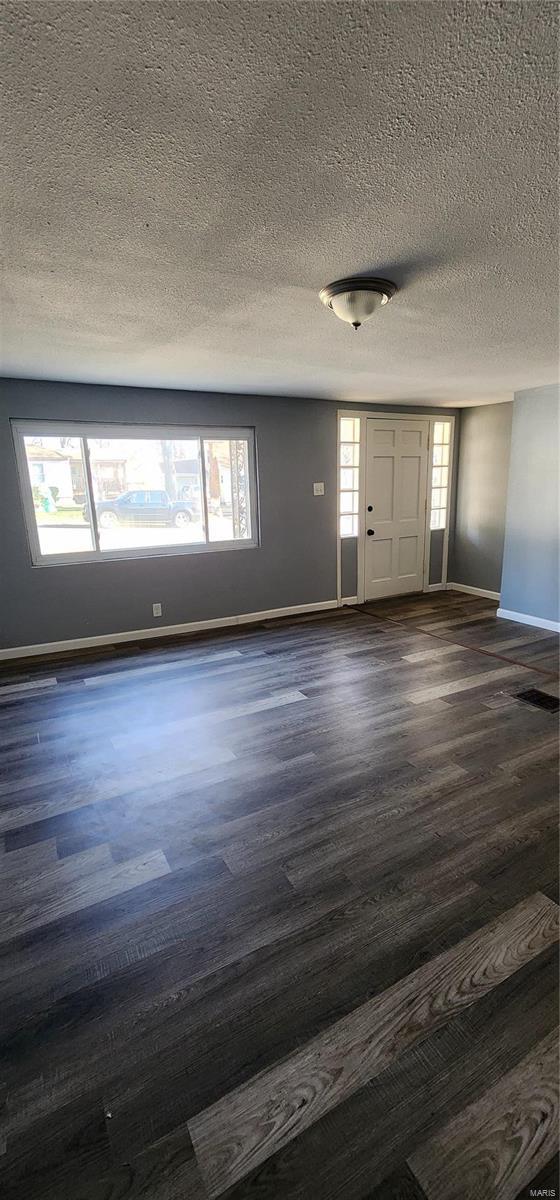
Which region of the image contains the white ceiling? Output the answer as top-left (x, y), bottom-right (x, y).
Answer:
top-left (1, 1), bottom-right (558, 407)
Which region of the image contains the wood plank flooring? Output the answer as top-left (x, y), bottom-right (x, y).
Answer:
top-left (0, 591), bottom-right (558, 1199)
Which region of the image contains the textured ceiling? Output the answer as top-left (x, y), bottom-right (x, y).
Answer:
top-left (1, 1), bottom-right (558, 407)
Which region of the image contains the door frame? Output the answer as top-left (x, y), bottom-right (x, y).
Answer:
top-left (336, 409), bottom-right (456, 606)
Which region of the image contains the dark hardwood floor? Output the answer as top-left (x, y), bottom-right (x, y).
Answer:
top-left (0, 591), bottom-right (558, 1199)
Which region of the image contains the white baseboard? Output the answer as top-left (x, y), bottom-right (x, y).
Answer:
top-left (447, 582), bottom-right (500, 601)
top-left (340, 596), bottom-right (358, 605)
top-left (496, 608), bottom-right (560, 633)
top-left (0, 600), bottom-right (338, 662)
top-left (425, 583), bottom-right (446, 593)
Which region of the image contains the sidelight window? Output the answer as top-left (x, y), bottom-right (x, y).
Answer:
top-left (339, 416), bottom-right (360, 537)
top-left (430, 421), bottom-right (451, 530)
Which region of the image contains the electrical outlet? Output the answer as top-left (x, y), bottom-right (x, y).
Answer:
top-left (313, 482), bottom-right (325, 496)
top-left (152, 602), bottom-right (162, 618)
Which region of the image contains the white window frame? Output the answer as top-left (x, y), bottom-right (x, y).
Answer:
top-left (12, 420), bottom-right (259, 566)
top-left (423, 415), bottom-right (455, 591)
top-left (428, 420), bottom-right (452, 532)
top-left (337, 415), bottom-right (361, 539)
top-left (336, 409), bottom-right (456, 604)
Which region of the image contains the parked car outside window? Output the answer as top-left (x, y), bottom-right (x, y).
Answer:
top-left (88, 489), bottom-right (200, 528)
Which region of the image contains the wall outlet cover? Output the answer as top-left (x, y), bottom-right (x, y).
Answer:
top-left (152, 603), bottom-right (162, 617)
top-left (313, 482), bottom-right (325, 496)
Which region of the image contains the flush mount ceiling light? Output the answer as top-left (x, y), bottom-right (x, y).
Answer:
top-left (319, 275), bottom-right (397, 330)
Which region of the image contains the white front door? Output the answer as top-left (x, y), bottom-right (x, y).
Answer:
top-left (364, 418), bottom-right (429, 600)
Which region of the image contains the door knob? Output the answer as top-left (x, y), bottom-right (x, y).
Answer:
top-left (367, 528), bottom-right (375, 536)
top-left (367, 505), bottom-right (373, 512)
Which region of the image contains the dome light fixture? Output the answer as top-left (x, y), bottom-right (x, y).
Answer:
top-left (319, 275), bottom-right (397, 330)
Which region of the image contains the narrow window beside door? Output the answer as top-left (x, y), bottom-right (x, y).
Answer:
top-left (339, 416), bottom-right (360, 537)
top-left (430, 421), bottom-right (451, 530)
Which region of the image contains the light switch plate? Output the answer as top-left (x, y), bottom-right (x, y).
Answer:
top-left (313, 482), bottom-right (325, 496)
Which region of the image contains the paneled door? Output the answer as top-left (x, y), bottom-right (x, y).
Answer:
top-left (364, 418), bottom-right (429, 600)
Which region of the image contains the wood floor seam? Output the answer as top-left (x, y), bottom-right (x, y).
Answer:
top-left (352, 606), bottom-right (559, 679)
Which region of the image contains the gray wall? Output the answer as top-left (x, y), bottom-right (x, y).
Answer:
top-left (428, 529), bottom-right (445, 586)
top-left (0, 379), bottom-right (458, 649)
top-left (501, 383), bottom-right (559, 623)
top-left (340, 538), bottom-right (358, 599)
top-left (449, 402), bottom-right (513, 593)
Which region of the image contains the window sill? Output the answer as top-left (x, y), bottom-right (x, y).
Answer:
top-left (29, 540), bottom-right (260, 567)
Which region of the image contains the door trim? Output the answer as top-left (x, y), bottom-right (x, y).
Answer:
top-left (336, 409), bottom-right (456, 606)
